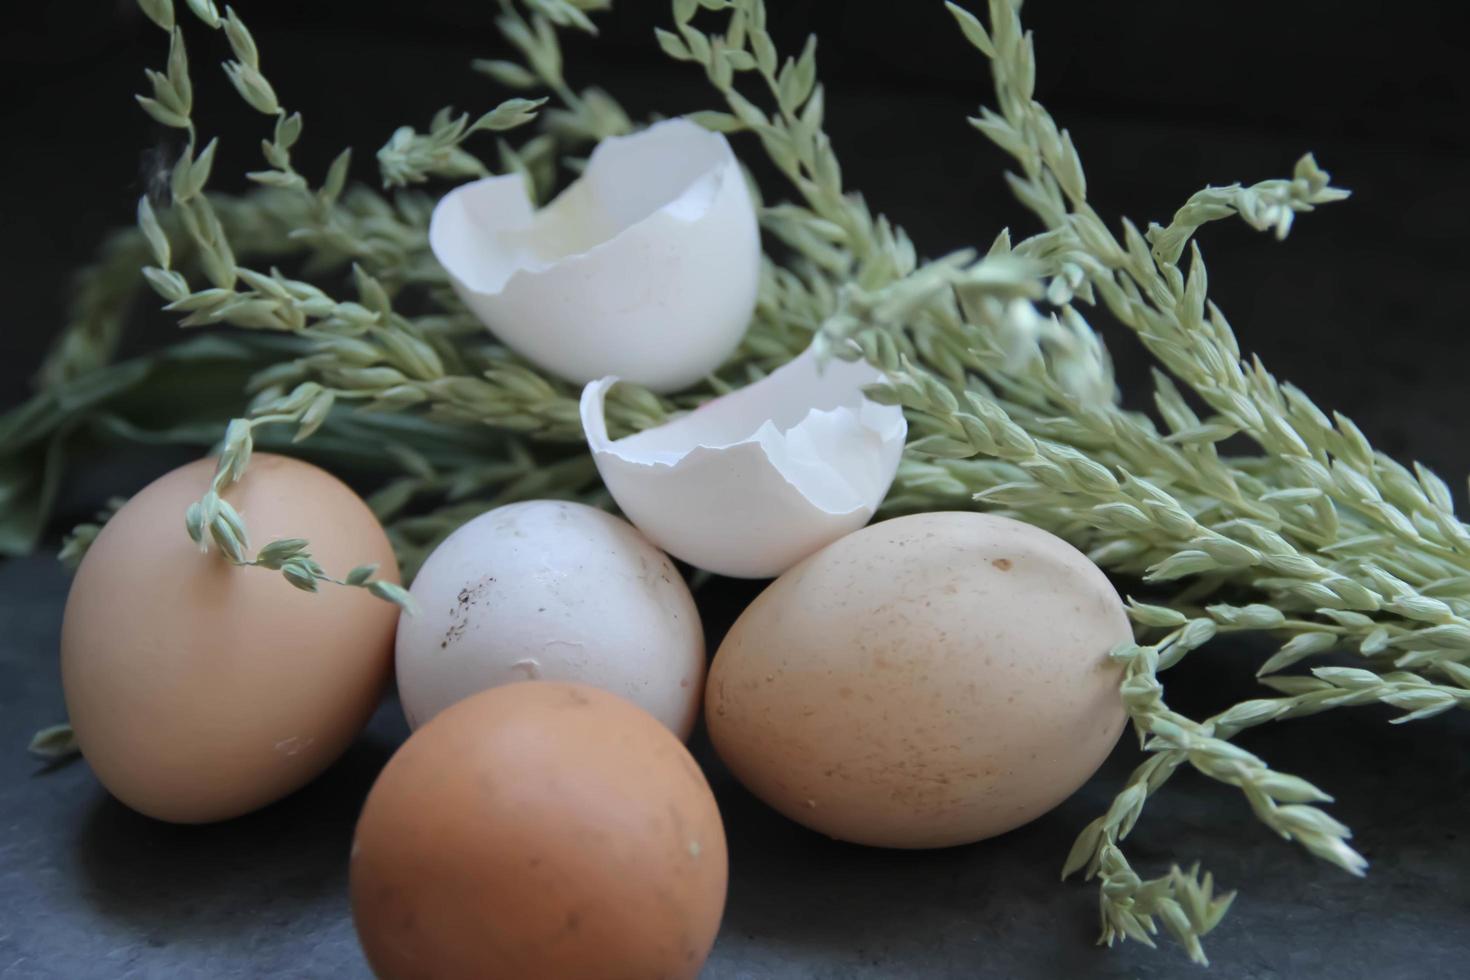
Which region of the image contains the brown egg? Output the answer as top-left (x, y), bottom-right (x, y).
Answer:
top-left (350, 681), bottom-right (727, 980)
top-left (707, 512), bottom-right (1130, 849)
top-left (61, 454), bottom-right (400, 823)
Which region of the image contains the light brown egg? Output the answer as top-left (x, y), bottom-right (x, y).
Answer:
top-left (350, 681), bottom-right (727, 980)
top-left (707, 511), bottom-right (1130, 849)
top-left (60, 454), bottom-right (400, 823)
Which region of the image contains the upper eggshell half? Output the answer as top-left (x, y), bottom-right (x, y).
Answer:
top-left (581, 346), bottom-right (907, 579)
top-left (429, 118), bottom-right (761, 393)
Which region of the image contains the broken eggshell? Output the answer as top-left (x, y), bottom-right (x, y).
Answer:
top-left (428, 118), bottom-right (760, 394)
top-left (580, 345), bottom-right (907, 579)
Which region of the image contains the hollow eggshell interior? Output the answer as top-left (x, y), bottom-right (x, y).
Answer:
top-left (430, 118), bottom-right (759, 393)
top-left (580, 345), bottom-right (906, 579)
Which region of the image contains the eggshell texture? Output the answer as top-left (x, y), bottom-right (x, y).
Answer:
top-left (430, 118), bottom-right (760, 393)
top-left (706, 512), bottom-right (1130, 849)
top-left (581, 344), bottom-right (907, 579)
top-left (60, 454), bottom-right (400, 824)
top-left (351, 681), bottom-right (728, 980)
top-left (395, 500), bottom-right (705, 737)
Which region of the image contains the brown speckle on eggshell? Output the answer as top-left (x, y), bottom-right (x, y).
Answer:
top-left (706, 511), bottom-right (1131, 849)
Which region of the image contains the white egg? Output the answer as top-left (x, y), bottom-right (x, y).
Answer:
top-left (428, 118), bottom-right (760, 394)
top-left (581, 343), bottom-right (907, 578)
top-left (394, 500), bottom-right (705, 738)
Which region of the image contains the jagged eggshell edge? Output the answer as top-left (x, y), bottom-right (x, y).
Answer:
top-left (429, 118), bottom-right (761, 393)
top-left (580, 347), bottom-right (907, 578)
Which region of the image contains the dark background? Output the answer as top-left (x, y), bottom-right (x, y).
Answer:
top-left (2, 2), bottom-right (1468, 978)
top-left (5, 0), bottom-right (1470, 475)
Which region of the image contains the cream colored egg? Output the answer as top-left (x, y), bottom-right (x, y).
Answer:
top-left (61, 455), bottom-right (400, 824)
top-left (706, 511), bottom-right (1130, 849)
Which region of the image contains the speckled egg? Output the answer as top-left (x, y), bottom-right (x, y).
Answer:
top-left (706, 511), bottom-right (1130, 848)
top-left (394, 500), bottom-right (705, 738)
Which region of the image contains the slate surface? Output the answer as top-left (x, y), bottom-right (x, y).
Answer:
top-left (2, 552), bottom-right (1468, 979)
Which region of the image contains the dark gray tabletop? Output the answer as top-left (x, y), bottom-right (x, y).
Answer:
top-left (3, 550), bottom-right (1467, 979)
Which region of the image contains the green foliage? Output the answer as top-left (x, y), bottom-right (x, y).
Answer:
top-left (27, 723), bottom-right (79, 761)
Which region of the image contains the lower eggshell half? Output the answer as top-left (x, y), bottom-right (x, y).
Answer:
top-left (705, 511), bottom-right (1131, 849)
